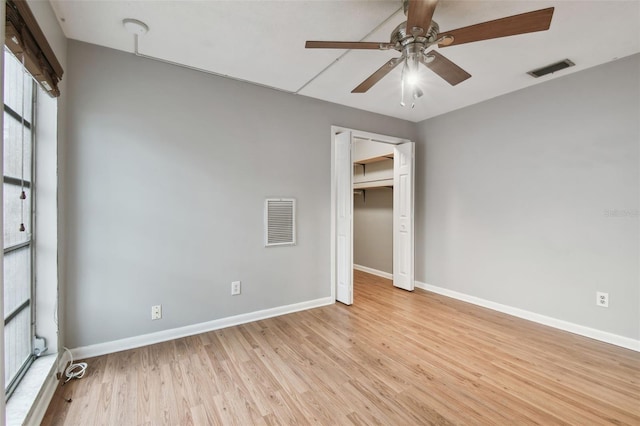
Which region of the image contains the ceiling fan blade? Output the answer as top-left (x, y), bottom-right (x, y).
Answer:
top-left (406, 0), bottom-right (439, 36)
top-left (438, 7), bottom-right (554, 47)
top-left (352, 57), bottom-right (403, 93)
top-left (421, 51), bottom-right (471, 86)
top-left (305, 41), bottom-right (395, 50)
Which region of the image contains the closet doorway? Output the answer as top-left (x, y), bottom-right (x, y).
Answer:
top-left (353, 138), bottom-right (394, 283)
top-left (330, 126), bottom-right (415, 305)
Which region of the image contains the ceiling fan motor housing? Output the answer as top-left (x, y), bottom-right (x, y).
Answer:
top-left (391, 19), bottom-right (439, 61)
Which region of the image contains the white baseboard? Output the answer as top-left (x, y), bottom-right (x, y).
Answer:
top-left (71, 297), bottom-right (334, 360)
top-left (354, 264), bottom-right (393, 280)
top-left (415, 281), bottom-right (639, 352)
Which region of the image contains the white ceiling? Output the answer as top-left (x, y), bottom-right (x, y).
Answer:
top-left (49, 0), bottom-right (640, 122)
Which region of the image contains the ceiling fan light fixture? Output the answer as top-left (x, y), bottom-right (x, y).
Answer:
top-left (401, 52), bottom-right (423, 108)
top-left (406, 70), bottom-right (420, 86)
top-left (403, 52), bottom-right (421, 87)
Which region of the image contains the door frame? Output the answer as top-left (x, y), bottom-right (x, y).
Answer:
top-left (330, 126), bottom-right (414, 302)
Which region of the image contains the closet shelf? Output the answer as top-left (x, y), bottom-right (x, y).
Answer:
top-left (353, 154), bottom-right (394, 166)
top-left (353, 179), bottom-right (394, 189)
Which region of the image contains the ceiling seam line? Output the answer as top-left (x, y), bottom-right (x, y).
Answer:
top-left (132, 34), bottom-right (295, 95)
top-left (294, 6), bottom-right (403, 95)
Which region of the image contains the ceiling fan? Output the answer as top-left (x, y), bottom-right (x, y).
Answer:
top-left (305, 0), bottom-right (554, 107)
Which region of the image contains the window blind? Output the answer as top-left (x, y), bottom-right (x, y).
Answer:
top-left (5, 0), bottom-right (64, 97)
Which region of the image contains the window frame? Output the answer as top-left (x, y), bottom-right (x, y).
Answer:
top-left (3, 47), bottom-right (37, 399)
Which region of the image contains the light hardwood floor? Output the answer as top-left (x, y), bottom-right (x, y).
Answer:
top-left (42, 270), bottom-right (640, 425)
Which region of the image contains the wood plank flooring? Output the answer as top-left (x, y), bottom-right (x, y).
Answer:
top-left (42, 270), bottom-right (640, 425)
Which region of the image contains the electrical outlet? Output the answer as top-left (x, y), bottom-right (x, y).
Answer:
top-left (231, 281), bottom-right (241, 296)
top-left (151, 304), bottom-right (162, 320)
top-left (596, 292), bottom-right (609, 308)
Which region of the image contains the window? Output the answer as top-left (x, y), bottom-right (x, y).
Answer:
top-left (3, 48), bottom-right (36, 398)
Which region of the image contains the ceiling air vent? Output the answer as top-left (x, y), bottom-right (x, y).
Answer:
top-left (264, 198), bottom-right (296, 247)
top-left (527, 59), bottom-right (575, 78)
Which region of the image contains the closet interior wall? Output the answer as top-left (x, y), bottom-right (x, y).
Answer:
top-left (353, 138), bottom-right (394, 277)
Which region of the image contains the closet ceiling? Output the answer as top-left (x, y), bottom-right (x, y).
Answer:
top-left (49, 0), bottom-right (640, 122)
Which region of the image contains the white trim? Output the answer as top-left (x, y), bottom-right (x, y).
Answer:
top-left (354, 264), bottom-right (393, 280)
top-left (331, 126), bottom-right (411, 146)
top-left (23, 363), bottom-right (59, 426)
top-left (415, 281), bottom-right (640, 352)
top-left (71, 296), bottom-right (334, 359)
top-left (6, 354), bottom-right (58, 426)
top-left (0, 5), bottom-right (5, 422)
top-left (330, 125), bottom-right (412, 305)
top-left (330, 126), bottom-right (338, 302)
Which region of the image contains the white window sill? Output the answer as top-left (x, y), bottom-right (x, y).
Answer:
top-left (6, 354), bottom-right (57, 426)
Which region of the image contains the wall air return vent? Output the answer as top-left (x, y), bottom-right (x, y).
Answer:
top-left (527, 59), bottom-right (575, 78)
top-left (264, 198), bottom-right (296, 247)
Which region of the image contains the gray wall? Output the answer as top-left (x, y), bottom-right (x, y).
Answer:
top-left (63, 41), bottom-right (416, 348)
top-left (64, 40), bottom-right (638, 348)
top-left (354, 188), bottom-right (393, 274)
top-left (416, 54), bottom-right (640, 339)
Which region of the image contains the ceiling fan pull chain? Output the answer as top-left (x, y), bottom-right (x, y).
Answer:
top-left (400, 57), bottom-right (407, 107)
top-left (19, 53), bottom-right (27, 232)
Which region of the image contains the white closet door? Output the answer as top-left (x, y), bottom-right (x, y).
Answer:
top-left (393, 142), bottom-right (415, 291)
top-left (335, 132), bottom-right (353, 305)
